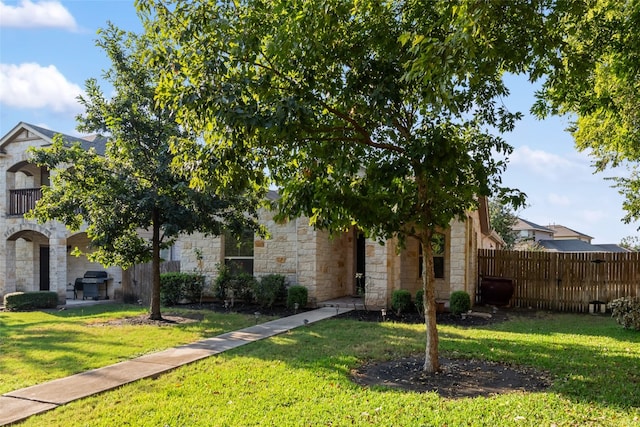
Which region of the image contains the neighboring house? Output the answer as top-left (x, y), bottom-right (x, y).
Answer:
top-left (537, 240), bottom-right (631, 253)
top-left (512, 218), bottom-right (555, 245)
top-left (546, 224), bottom-right (593, 243)
top-left (513, 217), bottom-right (628, 253)
top-left (1, 122), bottom-right (496, 308)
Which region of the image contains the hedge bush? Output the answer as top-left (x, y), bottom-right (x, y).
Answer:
top-left (287, 285), bottom-right (308, 309)
top-left (253, 274), bottom-right (287, 307)
top-left (214, 264), bottom-right (255, 303)
top-left (3, 291), bottom-right (58, 311)
top-left (609, 296), bottom-right (640, 331)
top-left (228, 273), bottom-right (257, 302)
top-left (183, 274), bottom-right (205, 303)
top-left (450, 291), bottom-right (471, 315)
top-left (214, 264), bottom-right (233, 300)
top-left (160, 272), bottom-right (205, 306)
top-left (391, 289), bottom-right (412, 315)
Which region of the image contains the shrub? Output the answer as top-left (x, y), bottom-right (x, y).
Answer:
top-left (391, 290), bottom-right (412, 315)
top-left (160, 272), bottom-right (205, 306)
top-left (4, 291), bottom-right (58, 311)
top-left (213, 263), bottom-right (233, 300)
top-left (213, 264), bottom-right (255, 303)
top-left (229, 273), bottom-right (256, 302)
top-left (609, 296), bottom-right (640, 330)
top-left (160, 273), bottom-right (183, 306)
top-left (287, 285), bottom-right (308, 309)
top-left (415, 289), bottom-right (425, 318)
top-left (183, 274), bottom-right (205, 303)
top-left (450, 291), bottom-right (471, 316)
top-left (253, 274), bottom-right (287, 308)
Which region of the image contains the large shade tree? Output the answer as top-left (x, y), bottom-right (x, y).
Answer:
top-left (489, 198), bottom-right (520, 249)
top-left (135, 0), bottom-right (565, 371)
top-left (533, 0), bottom-right (640, 228)
top-left (28, 24), bottom-right (264, 320)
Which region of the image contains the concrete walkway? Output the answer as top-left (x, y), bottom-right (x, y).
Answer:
top-left (0, 306), bottom-right (353, 426)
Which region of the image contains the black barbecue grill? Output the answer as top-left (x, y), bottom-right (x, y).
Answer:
top-left (79, 271), bottom-right (109, 300)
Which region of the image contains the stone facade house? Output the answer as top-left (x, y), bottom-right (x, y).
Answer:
top-left (178, 195), bottom-right (494, 309)
top-left (1, 122), bottom-right (496, 309)
top-left (0, 122), bottom-right (122, 303)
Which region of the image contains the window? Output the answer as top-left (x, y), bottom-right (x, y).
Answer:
top-left (160, 243), bottom-right (179, 262)
top-left (419, 233), bottom-right (445, 279)
top-left (224, 229), bottom-right (254, 275)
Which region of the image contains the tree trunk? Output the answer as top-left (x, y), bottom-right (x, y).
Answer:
top-left (149, 207), bottom-right (163, 320)
top-left (421, 229), bottom-right (440, 373)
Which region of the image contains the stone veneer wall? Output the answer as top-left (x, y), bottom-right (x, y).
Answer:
top-left (448, 218), bottom-right (467, 294)
top-left (179, 231), bottom-right (223, 290)
top-left (308, 229), bottom-right (350, 304)
top-left (1, 137), bottom-right (57, 301)
top-left (175, 208), bottom-right (483, 308)
top-left (0, 223), bottom-right (123, 303)
top-left (293, 219), bottom-right (315, 300)
top-left (179, 213), bottom-right (360, 307)
top-left (179, 210), bottom-right (304, 296)
top-left (253, 210), bottom-right (299, 285)
top-left (466, 213), bottom-right (480, 303)
top-left (396, 230), bottom-right (451, 301)
top-left (14, 238), bottom-right (35, 291)
top-left (364, 239), bottom-right (393, 309)
top-left (446, 214), bottom-right (480, 304)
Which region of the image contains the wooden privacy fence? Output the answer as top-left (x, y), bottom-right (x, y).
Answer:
top-left (478, 249), bottom-right (640, 313)
top-left (121, 261), bottom-right (181, 305)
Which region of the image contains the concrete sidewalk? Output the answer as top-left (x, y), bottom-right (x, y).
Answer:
top-left (0, 306), bottom-right (352, 426)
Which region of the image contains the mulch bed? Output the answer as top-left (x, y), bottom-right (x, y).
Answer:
top-left (352, 356), bottom-right (551, 398)
top-left (338, 306), bottom-right (552, 398)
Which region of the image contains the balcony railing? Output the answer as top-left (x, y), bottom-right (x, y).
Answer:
top-left (9, 188), bottom-right (42, 216)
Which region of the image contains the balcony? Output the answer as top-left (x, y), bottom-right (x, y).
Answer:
top-left (9, 188), bottom-right (42, 216)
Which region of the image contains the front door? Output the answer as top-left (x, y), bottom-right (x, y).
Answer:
top-left (39, 246), bottom-right (50, 291)
top-left (355, 233), bottom-right (366, 295)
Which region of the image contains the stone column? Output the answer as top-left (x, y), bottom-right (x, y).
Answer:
top-left (448, 221), bottom-right (467, 294)
top-left (3, 239), bottom-right (17, 295)
top-left (364, 239), bottom-right (389, 309)
top-left (50, 235), bottom-right (68, 304)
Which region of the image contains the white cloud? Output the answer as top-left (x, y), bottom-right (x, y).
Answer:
top-left (0, 63), bottom-right (83, 113)
top-left (0, 0), bottom-right (77, 29)
top-left (507, 145), bottom-right (592, 182)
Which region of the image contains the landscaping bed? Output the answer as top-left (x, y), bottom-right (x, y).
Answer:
top-left (338, 306), bottom-right (553, 398)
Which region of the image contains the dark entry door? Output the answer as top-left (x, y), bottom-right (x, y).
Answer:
top-left (39, 246), bottom-right (50, 291)
top-left (355, 233), bottom-right (366, 295)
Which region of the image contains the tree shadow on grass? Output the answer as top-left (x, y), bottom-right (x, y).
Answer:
top-left (242, 313), bottom-right (639, 410)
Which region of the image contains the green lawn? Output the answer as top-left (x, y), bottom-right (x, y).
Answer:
top-left (0, 304), bottom-right (265, 394)
top-left (4, 307), bottom-right (640, 426)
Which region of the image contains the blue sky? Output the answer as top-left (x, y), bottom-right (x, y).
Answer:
top-left (1, 0), bottom-right (638, 244)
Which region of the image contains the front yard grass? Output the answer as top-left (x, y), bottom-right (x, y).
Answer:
top-left (0, 303), bottom-right (266, 394)
top-left (4, 307), bottom-right (640, 426)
